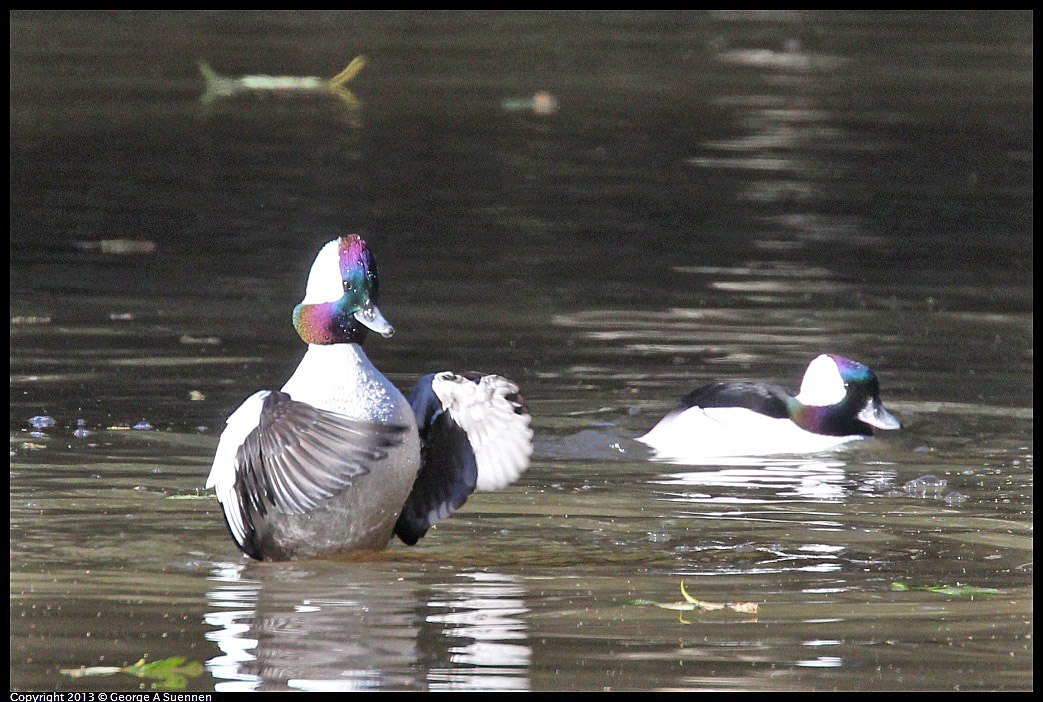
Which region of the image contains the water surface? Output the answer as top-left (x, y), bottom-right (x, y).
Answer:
top-left (10, 10), bottom-right (1032, 691)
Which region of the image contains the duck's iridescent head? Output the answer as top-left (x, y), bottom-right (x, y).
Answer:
top-left (791, 354), bottom-right (901, 436)
top-left (292, 235), bottom-right (394, 345)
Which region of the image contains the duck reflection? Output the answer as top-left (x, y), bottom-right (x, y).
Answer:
top-left (654, 456), bottom-right (851, 502)
top-left (203, 562), bottom-right (530, 691)
top-left (424, 572), bottom-right (530, 691)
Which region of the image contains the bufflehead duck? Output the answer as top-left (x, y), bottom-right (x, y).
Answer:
top-left (637, 354), bottom-right (900, 459)
top-left (206, 235), bottom-right (533, 561)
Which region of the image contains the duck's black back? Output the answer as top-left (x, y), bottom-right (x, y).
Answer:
top-left (680, 382), bottom-right (792, 419)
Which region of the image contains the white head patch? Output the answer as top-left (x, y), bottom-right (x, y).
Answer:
top-left (300, 239), bottom-right (344, 304)
top-left (795, 354), bottom-right (847, 407)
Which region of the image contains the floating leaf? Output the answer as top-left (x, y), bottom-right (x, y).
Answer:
top-left (679, 580), bottom-right (721, 610)
top-left (890, 582), bottom-right (1002, 597)
top-left (635, 599), bottom-right (702, 611)
top-left (631, 582), bottom-right (759, 615)
top-left (61, 656), bottom-right (204, 690)
top-left (60, 665), bottom-right (124, 677)
top-left (682, 580), bottom-right (759, 613)
top-left (11, 315), bottom-right (53, 325)
top-left (73, 239), bottom-right (157, 255)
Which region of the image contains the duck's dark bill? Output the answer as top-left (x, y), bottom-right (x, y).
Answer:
top-left (354, 302), bottom-right (394, 338)
top-left (858, 399), bottom-right (901, 430)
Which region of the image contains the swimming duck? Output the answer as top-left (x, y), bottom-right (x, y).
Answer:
top-left (636, 354), bottom-right (900, 459)
top-left (206, 235), bottom-right (533, 561)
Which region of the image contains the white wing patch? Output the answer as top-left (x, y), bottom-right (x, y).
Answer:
top-left (431, 372), bottom-right (533, 492)
top-left (206, 390), bottom-right (270, 547)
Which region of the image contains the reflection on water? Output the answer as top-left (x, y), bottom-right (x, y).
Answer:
top-left (203, 564), bottom-right (530, 691)
top-left (205, 564), bottom-right (261, 690)
top-left (425, 573), bottom-right (530, 691)
top-left (656, 457), bottom-right (853, 502)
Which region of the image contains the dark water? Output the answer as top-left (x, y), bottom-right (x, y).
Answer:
top-left (10, 11), bottom-right (1032, 691)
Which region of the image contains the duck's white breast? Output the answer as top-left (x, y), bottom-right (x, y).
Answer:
top-left (281, 343), bottom-right (413, 426)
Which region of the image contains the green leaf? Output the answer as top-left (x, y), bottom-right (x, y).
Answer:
top-left (61, 656), bottom-right (204, 690)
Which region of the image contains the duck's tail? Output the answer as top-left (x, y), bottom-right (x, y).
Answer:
top-left (329, 55), bottom-right (367, 89)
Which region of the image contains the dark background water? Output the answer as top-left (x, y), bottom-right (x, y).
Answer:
top-left (10, 11), bottom-right (1032, 691)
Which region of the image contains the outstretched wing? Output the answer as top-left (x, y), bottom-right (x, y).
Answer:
top-left (207, 390), bottom-right (408, 559)
top-left (394, 372), bottom-right (533, 546)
